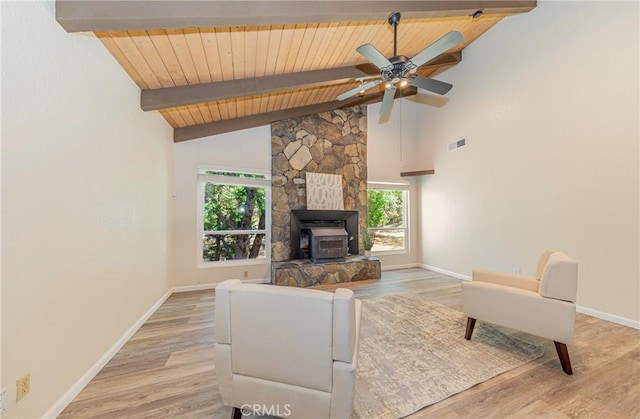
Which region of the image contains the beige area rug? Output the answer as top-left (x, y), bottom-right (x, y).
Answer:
top-left (353, 294), bottom-right (545, 419)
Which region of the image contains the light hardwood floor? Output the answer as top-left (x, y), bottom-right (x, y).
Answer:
top-left (60, 268), bottom-right (640, 418)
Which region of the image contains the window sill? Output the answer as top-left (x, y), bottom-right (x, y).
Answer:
top-left (373, 249), bottom-right (409, 256)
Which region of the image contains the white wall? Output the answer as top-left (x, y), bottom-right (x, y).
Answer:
top-left (1, 2), bottom-right (174, 417)
top-left (367, 101), bottom-right (420, 268)
top-left (367, 102), bottom-right (404, 181)
top-left (400, 95), bottom-right (439, 173)
top-left (367, 99), bottom-right (433, 178)
top-left (172, 127), bottom-right (271, 287)
top-left (414, 1), bottom-right (639, 324)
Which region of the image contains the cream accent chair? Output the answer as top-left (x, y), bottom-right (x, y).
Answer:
top-left (462, 250), bottom-right (578, 375)
top-left (214, 279), bottom-right (362, 419)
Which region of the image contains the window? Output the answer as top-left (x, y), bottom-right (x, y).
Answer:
top-left (367, 181), bottom-right (409, 253)
top-left (197, 170), bottom-right (270, 264)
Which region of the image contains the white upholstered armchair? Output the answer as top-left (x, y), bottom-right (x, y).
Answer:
top-left (214, 279), bottom-right (362, 418)
top-left (462, 250), bottom-right (578, 374)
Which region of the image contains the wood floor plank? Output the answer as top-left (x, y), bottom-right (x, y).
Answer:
top-left (59, 268), bottom-right (640, 418)
top-left (543, 358), bottom-right (640, 418)
top-left (509, 400), bottom-right (571, 418)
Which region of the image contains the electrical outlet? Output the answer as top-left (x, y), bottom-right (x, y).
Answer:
top-left (243, 270), bottom-right (249, 278)
top-left (16, 373), bottom-right (30, 402)
top-left (1, 387), bottom-right (7, 413)
top-left (513, 267), bottom-right (521, 274)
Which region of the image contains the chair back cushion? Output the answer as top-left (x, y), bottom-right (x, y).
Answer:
top-left (226, 283), bottom-right (335, 392)
top-left (538, 251), bottom-right (578, 302)
top-left (536, 249), bottom-right (558, 279)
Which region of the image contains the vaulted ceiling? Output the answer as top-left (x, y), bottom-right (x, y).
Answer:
top-left (56, 1), bottom-right (536, 142)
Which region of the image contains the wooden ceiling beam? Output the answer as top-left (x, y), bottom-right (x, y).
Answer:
top-left (142, 52), bottom-right (460, 111)
top-left (143, 64), bottom-right (376, 112)
top-left (56, 1), bottom-right (536, 32)
top-left (173, 87), bottom-right (417, 142)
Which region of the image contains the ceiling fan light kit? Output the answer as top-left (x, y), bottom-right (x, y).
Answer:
top-left (337, 12), bottom-right (464, 116)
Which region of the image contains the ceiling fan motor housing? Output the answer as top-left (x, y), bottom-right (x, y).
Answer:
top-left (382, 55), bottom-right (414, 81)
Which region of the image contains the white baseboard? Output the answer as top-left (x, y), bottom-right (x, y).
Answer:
top-left (577, 305), bottom-right (640, 330)
top-left (172, 283), bottom-right (218, 293)
top-left (420, 264), bottom-right (472, 281)
top-left (44, 289), bottom-right (172, 418)
top-left (172, 277), bottom-right (270, 293)
top-left (421, 264), bottom-right (639, 330)
top-left (381, 262), bottom-right (419, 271)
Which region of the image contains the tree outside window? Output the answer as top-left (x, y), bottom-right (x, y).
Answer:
top-left (367, 186), bottom-right (408, 252)
top-left (199, 171), bottom-right (270, 263)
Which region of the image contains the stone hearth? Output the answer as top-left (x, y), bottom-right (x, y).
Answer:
top-left (272, 256), bottom-right (381, 287)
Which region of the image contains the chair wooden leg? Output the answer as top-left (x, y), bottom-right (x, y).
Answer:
top-left (554, 341), bottom-right (573, 375)
top-left (231, 407), bottom-right (242, 419)
top-left (465, 318), bottom-right (476, 340)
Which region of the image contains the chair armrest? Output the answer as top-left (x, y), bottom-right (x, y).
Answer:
top-left (353, 299), bottom-right (362, 365)
top-left (333, 288), bottom-right (357, 363)
top-left (472, 269), bottom-right (539, 292)
top-left (214, 343), bottom-right (234, 405)
top-left (331, 361), bottom-right (357, 418)
top-left (214, 279), bottom-right (242, 344)
top-left (330, 298), bottom-right (361, 418)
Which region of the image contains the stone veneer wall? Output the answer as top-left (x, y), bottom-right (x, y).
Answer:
top-left (271, 105), bottom-right (368, 262)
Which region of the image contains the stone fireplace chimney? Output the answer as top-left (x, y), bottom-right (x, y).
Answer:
top-left (271, 106), bottom-right (368, 262)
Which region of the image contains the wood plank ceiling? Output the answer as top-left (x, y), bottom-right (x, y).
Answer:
top-left (56, 1), bottom-right (536, 142)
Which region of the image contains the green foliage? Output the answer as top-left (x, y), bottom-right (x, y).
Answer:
top-left (203, 184), bottom-right (265, 231)
top-left (361, 227), bottom-right (373, 251)
top-left (202, 182), bottom-right (266, 261)
top-left (367, 189), bottom-right (404, 228)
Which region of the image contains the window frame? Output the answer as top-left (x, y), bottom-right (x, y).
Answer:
top-left (197, 166), bottom-right (271, 267)
top-left (367, 181), bottom-right (410, 256)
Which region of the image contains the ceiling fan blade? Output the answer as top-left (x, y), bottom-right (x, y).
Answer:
top-left (337, 79), bottom-right (382, 101)
top-left (408, 75), bottom-right (453, 95)
top-left (355, 75), bottom-right (381, 82)
top-left (408, 30), bottom-right (464, 70)
top-left (379, 85), bottom-right (397, 116)
top-left (356, 43), bottom-right (393, 70)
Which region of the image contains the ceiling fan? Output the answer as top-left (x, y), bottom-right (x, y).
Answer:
top-left (337, 12), bottom-right (464, 116)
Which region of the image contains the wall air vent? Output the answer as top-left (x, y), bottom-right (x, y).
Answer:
top-left (448, 138), bottom-right (467, 151)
